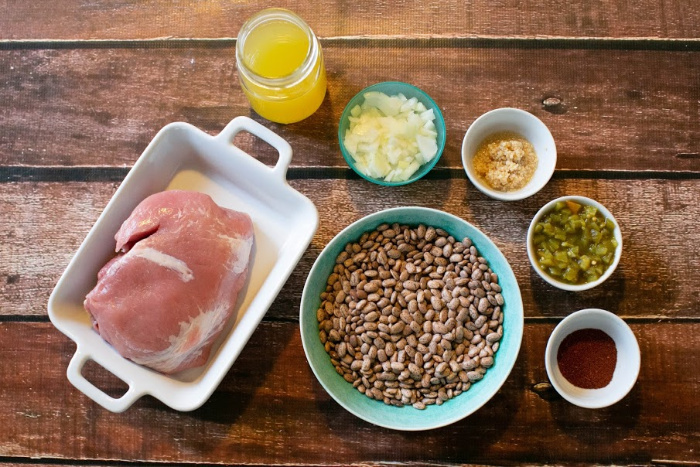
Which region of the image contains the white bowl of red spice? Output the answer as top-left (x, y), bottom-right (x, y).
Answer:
top-left (545, 308), bottom-right (640, 409)
top-left (461, 108), bottom-right (556, 201)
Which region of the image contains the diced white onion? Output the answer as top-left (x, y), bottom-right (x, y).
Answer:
top-left (343, 91), bottom-right (439, 182)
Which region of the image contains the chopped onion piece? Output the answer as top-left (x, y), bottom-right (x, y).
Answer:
top-left (416, 134), bottom-right (438, 162)
top-left (343, 90), bottom-right (439, 182)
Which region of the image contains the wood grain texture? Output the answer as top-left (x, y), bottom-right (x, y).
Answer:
top-left (2, 178), bottom-right (698, 319)
top-left (1, 0), bottom-right (699, 40)
top-left (0, 321), bottom-right (697, 464)
top-left (1, 2), bottom-right (698, 465)
top-left (1, 47), bottom-right (699, 172)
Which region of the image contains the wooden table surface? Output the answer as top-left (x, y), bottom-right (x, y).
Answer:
top-left (1, 1), bottom-right (699, 465)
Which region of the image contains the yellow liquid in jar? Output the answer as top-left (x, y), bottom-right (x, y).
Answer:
top-left (239, 19), bottom-right (327, 124)
top-left (244, 21), bottom-right (309, 78)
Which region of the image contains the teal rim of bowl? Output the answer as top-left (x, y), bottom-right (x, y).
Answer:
top-left (337, 81), bottom-right (446, 187)
top-left (299, 207), bottom-right (524, 431)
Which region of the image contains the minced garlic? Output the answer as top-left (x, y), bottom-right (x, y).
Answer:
top-left (473, 132), bottom-right (538, 191)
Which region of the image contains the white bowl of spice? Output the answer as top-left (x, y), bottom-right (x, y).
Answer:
top-left (545, 308), bottom-right (640, 409)
top-left (462, 108), bottom-right (556, 201)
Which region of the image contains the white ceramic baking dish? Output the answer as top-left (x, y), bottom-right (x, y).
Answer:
top-left (48, 116), bottom-right (318, 412)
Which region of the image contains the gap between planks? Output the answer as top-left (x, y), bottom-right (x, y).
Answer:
top-left (1, 166), bottom-right (700, 183)
top-left (0, 36), bottom-right (700, 51)
top-left (5, 315), bottom-right (700, 324)
top-left (0, 456), bottom-right (302, 467)
top-left (0, 457), bottom-right (457, 467)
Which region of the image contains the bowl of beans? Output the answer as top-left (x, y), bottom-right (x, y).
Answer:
top-left (527, 195), bottom-right (622, 291)
top-left (461, 107), bottom-right (557, 201)
top-left (299, 207), bottom-right (524, 430)
top-left (545, 308), bottom-right (640, 408)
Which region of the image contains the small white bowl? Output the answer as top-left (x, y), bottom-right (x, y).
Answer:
top-left (461, 107), bottom-right (556, 201)
top-left (545, 308), bottom-right (640, 409)
top-left (527, 195), bottom-right (622, 291)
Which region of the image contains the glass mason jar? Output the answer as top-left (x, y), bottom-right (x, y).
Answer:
top-left (236, 9), bottom-right (327, 124)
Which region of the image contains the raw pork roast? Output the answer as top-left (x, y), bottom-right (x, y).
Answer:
top-left (84, 190), bottom-right (254, 374)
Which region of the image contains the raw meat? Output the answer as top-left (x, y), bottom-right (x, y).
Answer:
top-left (84, 190), bottom-right (254, 374)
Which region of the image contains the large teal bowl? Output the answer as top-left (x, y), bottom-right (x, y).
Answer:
top-left (300, 207), bottom-right (524, 430)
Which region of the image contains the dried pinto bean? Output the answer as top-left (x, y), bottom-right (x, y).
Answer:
top-left (316, 223), bottom-right (506, 409)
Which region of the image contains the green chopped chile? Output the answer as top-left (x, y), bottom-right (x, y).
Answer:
top-left (532, 200), bottom-right (618, 285)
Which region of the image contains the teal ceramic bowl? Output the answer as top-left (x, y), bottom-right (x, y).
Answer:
top-left (338, 82), bottom-right (446, 186)
top-left (299, 207), bottom-right (524, 430)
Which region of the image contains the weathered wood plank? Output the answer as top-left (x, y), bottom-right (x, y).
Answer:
top-left (0, 321), bottom-right (697, 464)
top-left (0, 47), bottom-right (698, 172)
top-left (1, 178), bottom-right (698, 318)
top-left (1, 0), bottom-right (699, 40)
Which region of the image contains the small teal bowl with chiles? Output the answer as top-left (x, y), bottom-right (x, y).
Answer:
top-left (299, 206), bottom-right (524, 430)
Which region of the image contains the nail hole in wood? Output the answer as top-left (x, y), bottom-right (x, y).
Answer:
top-left (531, 381), bottom-right (561, 401)
top-left (542, 96), bottom-right (566, 115)
top-left (6, 274), bottom-right (19, 284)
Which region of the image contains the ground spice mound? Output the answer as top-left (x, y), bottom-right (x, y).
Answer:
top-left (473, 131), bottom-right (538, 191)
top-left (557, 328), bottom-right (617, 389)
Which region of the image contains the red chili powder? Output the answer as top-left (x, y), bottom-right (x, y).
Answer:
top-left (557, 328), bottom-right (617, 389)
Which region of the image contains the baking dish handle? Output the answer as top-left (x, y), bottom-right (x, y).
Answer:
top-left (217, 116), bottom-right (293, 181)
top-left (67, 348), bottom-right (145, 413)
